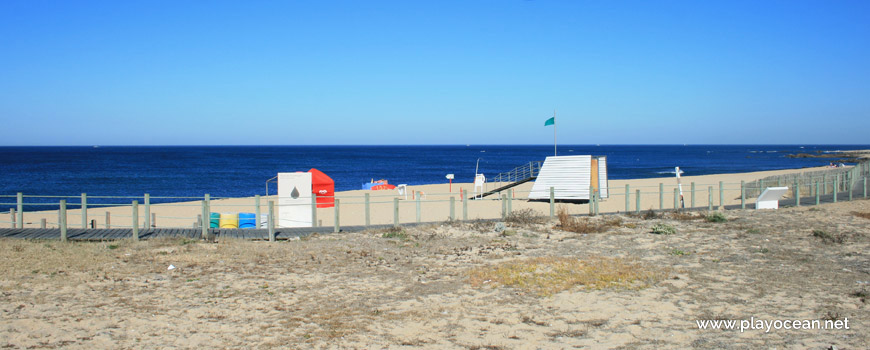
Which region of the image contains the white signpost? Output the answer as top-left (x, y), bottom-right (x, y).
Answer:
top-left (756, 186), bottom-right (789, 210)
top-left (277, 172), bottom-right (313, 227)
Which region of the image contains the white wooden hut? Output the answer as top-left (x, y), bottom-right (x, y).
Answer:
top-left (528, 155), bottom-right (609, 201)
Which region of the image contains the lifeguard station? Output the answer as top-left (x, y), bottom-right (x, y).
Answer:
top-left (528, 155), bottom-right (609, 201)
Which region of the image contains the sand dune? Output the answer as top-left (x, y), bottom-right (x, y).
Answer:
top-left (2, 198), bottom-right (869, 348)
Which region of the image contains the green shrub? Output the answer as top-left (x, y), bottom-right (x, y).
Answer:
top-left (705, 212), bottom-right (727, 223)
top-left (651, 223), bottom-right (676, 235)
top-left (381, 227), bottom-right (409, 240)
top-left (812, 229), bottom-right (844, 244)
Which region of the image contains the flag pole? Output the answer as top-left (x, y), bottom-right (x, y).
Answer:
top-left (553, 109), bottom-right (557, 156)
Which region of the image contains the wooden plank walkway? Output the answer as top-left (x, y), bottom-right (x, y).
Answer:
top-left (0, 225), bottom-right (395, 241)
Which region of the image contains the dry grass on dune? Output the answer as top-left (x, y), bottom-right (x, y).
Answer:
top-left (467, 256), bottom-right (667, 296)
top-left (556, 207), bottom-right (623, 233)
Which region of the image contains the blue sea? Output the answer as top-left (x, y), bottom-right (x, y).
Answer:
top-left (1, 145), bottom-right (866, 210)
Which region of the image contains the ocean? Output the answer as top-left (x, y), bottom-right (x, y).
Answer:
top-left (1, 145), bottom-right (866, 210)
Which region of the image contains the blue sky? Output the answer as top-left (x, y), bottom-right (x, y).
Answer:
top-left (1, 0), bottom-right (868, 145)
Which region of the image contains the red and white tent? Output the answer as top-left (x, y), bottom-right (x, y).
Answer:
top-left (308, 168), bottom-right (334, 208)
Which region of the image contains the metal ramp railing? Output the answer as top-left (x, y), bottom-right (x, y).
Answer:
top-left (476, 161), bottom-right (543, 199)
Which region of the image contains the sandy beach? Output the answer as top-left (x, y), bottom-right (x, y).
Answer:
top-left (2, 194), bottom-right (869, 348)
top-left (9, 165), bottom-right (853, 230)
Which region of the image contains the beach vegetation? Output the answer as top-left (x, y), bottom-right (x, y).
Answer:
top-left (557, 208), bottom-right (622, 233)
top-left (522, 315), bottom-right (549, 326)
top-left (669, 249), bottom-right (688, 256)
top-left (472, 220), bottom-right (492, 233)
top-left (642, 209), bottom-right (660, 220)
top-left (548, 329), bottom-right (586, 339)
top-left (851, 211), bottom-right (870, 220)
top-left (380, 227), bottom-right (409, 241)
top-left (651, 223), bottom-right (676, 235)
top-left (851, 288), bottom-right (868, 303)
top-left (822, 311), bottom-right (842, 322)
top-left (811, 229), bottom-right (844, 244)
top-left (668, 211), bottom-right (702, 221)
top-left (467, 256), bottom-right (665, 296)
top-left (505, 208), bottom-right (545, 226)
top-left (705, 212), bottom-right (727, 223)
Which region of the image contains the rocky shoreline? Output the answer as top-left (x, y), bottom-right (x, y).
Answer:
top-left (785, 150), bottom-right (870, 163)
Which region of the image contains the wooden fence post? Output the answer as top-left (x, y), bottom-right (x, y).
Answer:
top-left (333, 198), bottom-right (340, 233)
top-left (8, 209), bottom-right (14, 228)
top-left (594, 190), bottom-right (599, 216)
top-left (268, 201), bottom-right (275, 242)
top-left (364, 193), bottom-right (370, 226)
top-left (848, 176), bottom-right (853, 201)
top-left (501, 194), bottom-right (507, 219)
top-left (311, 194), bottom-right (317, 228)
top-left (635, 189), bottom-right (641, 214)
top-left (833, 178), bottom-right (838, 203)
top-left (106, 211), bottom-right (111, 229)
top-left (151, 213), bottom-right (157, 228)
top-left (201, 200), bottom-right (208, 240)
top-left (625, 184), bottom-right (630, 212)
top-left (719, 181), bottom-right (725, 209)
top-left (59, 200), bottom-right (67, 242)
top-left (589, 186), bottom-right (595, 216)
top-left (81, 193), bottom-right (88, 229)
top-left (549, 187), bottom-right (555, 219)
top-left (393, 198), bottom-right (399, 227)
top-left (795, 180), bottom-right (801, 207)
top-left (254, 195), bottom-right (261, 229)
top-left (143, 193), bottom-right (150, 229)
top-left (708, 186), bottom-right (713, 211)
top-left (815, 181), bottom-right (820, 205)
top-left (740, 181), bottom-right (746, 209)
top-left (132, 201), bottom-right (139, 241)
top-left (450, 197), bottom-right (455, 221)
top-left (673, 188), bottom-right (679, 210)
top-left (16, 193), bottom-right (23, 228)
top-left (40, 218), bottom-right (46, 229)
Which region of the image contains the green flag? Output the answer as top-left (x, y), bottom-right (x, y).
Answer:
top-left (544, 117), bottom-right (554, 126)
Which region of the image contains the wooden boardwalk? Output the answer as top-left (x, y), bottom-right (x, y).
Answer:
top-left (0, 225), bottom-right (393, 241)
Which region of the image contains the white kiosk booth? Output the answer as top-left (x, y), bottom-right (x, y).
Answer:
top-left (277, 172), bottom-right (314, 227)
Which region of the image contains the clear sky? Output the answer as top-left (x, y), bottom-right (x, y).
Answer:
top-left (1, 0), bottom-right (868, 145)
